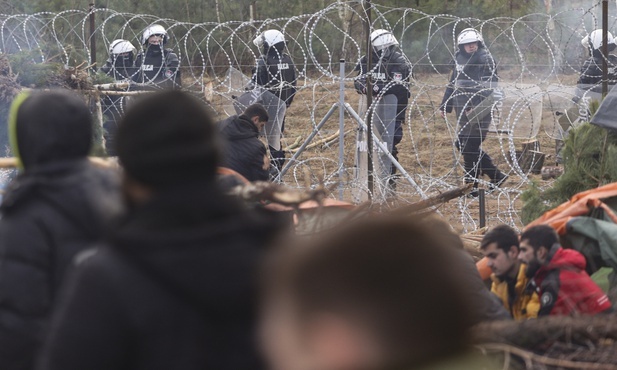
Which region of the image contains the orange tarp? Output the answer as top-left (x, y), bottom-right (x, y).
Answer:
top-left (476, 182), bottom-right (617, 280)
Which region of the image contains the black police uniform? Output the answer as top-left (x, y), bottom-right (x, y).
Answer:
top-left (134, 45), bottom-right (181, 89)
top-left (578, 51), bottom-right (617, 89)
top-left (252, 44), bottom-right (296, 173)
top-left (354, 47), bottom-right (410, 175)
top-left (440, 45), bottom-right (506, 189)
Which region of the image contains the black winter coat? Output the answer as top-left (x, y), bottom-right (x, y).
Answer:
top-left (354, 48), bottom-right (411, 100)
top-left (0, 160), bottom-right (120, 370)
top-left (134, 46), bottom-right (181, 89)
top-left (440, 47), bottom-right (497, 114)
top-left (218, 114), bottom-right (269, 182)
top-left (253, 49), bottom-right (297, 107)
top-left (38, 182), bottom-right (284, 370)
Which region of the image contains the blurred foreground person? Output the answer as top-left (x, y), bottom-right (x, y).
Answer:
top-left (480, 225), bottom-right (540, 319)
top-left (0, 90), bottom-right (120, 370)
top-left (39, 91), bottom-right (283, 370)
top-left (519, 225), bottom-right (612, 316)
top-left (218, 104), bottom-right (270, 182)
top-left (419, 215), bottom-right (510, 323)
top-left (261, 215), bottom-right (496, 370)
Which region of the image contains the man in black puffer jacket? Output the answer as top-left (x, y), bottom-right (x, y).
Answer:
top-left (38, 91), bottom-right (285, 370)
top-left (218, 104), bottom-right (270, 182)
top-left (0, 90), bottom-right (121, 370)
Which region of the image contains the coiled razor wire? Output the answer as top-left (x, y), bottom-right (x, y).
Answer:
top-left (0, 2), bottom-right (614, 231)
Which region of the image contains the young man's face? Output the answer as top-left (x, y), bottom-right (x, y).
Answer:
top-left (251, 116), bottom-right (267, 131)
top-left (481, 242), bottom-right (518, 278)
top-left (463, 42), bottom-right (478, 54)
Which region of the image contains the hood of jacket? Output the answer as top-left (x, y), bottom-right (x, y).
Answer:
top-left (219, 115), bottom-right (259, 141)
top-left (109, 181), bottom-right (285, 315)
top-left (9, 91), bottom-right (92, 171)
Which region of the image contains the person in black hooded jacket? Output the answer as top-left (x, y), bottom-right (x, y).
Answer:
top-left (440, 28), bottom-right (507, 197)
top-left (218, 103), bottom-right (270, 182)
top-left (38, 91), bottom-right (284, 370)
top-left (0, 90), bottom-right (121, 370)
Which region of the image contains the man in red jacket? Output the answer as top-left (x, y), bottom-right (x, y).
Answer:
top-left (519, 225), bottom-right (613, 316)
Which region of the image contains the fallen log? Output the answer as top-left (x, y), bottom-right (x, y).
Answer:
top-left (478, 342), bottom-right (617, 370)
top-left (472, 314), bottom-right (617, 349)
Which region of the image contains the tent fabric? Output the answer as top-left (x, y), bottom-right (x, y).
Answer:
top-left (565, 217), bottom-right (617, 272)
top-left (590, 84), bottom-right (617, 130)
top-left (525, 182), bottom-right (617, 234)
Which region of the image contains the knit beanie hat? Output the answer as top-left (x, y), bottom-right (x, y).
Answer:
top-left (116, 90), bottom-right (220, 189)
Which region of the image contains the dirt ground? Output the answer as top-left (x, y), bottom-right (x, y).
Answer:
top-left (211, 71), bottom-right (577, 232)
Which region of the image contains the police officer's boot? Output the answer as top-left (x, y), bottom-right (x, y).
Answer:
top-left (488, 171), bottom-right (508, 191)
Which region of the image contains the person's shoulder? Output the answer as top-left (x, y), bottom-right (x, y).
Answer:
top-left (390, 50), bottom-right (408, 62)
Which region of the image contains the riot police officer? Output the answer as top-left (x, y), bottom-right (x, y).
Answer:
top-left (134, 24), bottom-right (181, 89)
top-left (354, 29), bottom-right (410, 183)
top-left (440, 28), bottom-right (507, 197)
top-left (578, 29), bottom-right (617, 89)
top-left (101, 39), bottom-right (137, 81)
top-left (252, 29), bottom-right (297, 173)
top-left (100, 39), bottom-right (137, 155)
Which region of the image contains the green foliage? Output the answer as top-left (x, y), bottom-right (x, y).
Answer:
top-left (7, 50), bottom-right (67, 88)
top-left (520, 180), bottom-right (554, 224)
top-left (521, 122), bottom-right (617, 224)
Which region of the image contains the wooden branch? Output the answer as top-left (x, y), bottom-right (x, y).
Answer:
top-left (0, 157), bottom-right (117, 169)
top-left (391, 183), bottom-right (474, 215)
top-left (472, 314), bottom-right (617, 349)
top-left (94, 82), bottom-right (131, 90)
top-left (229, 181), bottom-right (329, 207)
top-left (286, 130), bottom-right (351, 153)
top-left (97, 90), bottom-right (156, 96)
top-left (284, 136), bottom-right (303, 151)
top-left (478, 343), bottom-right (617, 370)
